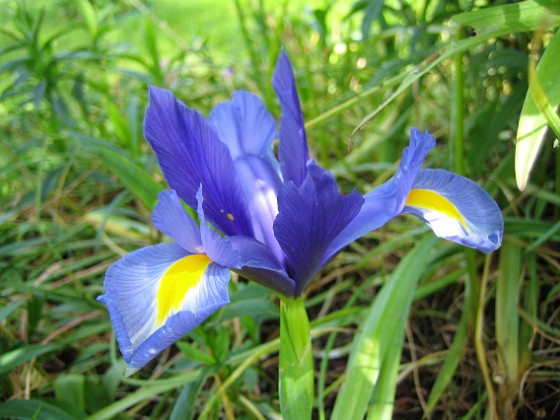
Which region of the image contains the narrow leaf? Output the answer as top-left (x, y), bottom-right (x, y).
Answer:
top-left (452, 0), bottom-right (560, 36)
top-left (0, 344), bottom-right (60, 376)
top-left (77, 0), bottom-right (98, 38)
top-left (0, 400), bottom-right (76, 420)
top-left (516, 29), bottom-right (560, 190)
top-left (332, 236), bottom-right (435, 419)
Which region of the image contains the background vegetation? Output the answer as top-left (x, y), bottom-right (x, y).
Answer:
top-left (1, 0), bottom-right (558, 418)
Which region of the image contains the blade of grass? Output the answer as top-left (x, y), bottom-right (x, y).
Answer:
top-left (365, 321), bottom-right (405, 420)
top-left (495, 241), bottom-right (522, 417)
top-left (452, 0), bottom-right (560, 36)
top-left (331, 236), bottom-right (436, 419)
top-left (426, 250), bottom-right (478, 414)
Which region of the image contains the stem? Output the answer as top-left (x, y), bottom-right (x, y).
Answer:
top-left (453, 27), bottom-right (466, 176)
top-left (279, 296), bottom-right (314, 420)
top-left (474, 254), bottom-right (498, 419)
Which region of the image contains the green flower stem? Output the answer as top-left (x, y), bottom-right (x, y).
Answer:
top-left (279, 296), bottom-right (314, 420)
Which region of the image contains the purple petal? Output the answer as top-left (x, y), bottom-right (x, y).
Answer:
top-left (324, 128), bottom-right (435, 259)
top-left (98, 242), bottom-right (230, 373)
top-left (152, 190), bottom-right (203, 254)
top-left (144, 86), bottom-right (253, 237)
top-left (228, 235), bottom-right (297, 297)
top-left (209, 91), bottom-right (283, 260)
top-left (273, 162), bottom-right (364, 294)
top-left (234, 155), bottom-right (284, 261)
top-left (403, 169), bottom-right (503, 253)
top-left (209, 91), bottom-right (277, 161)
top-left (272, 50), bottom-right (309, 187)
top-left (195, 186), bottom-right (296, 295)
top-left (195, 186), bottom-right (242, 268)
top-left (389, 128), bottom-right (437, 209)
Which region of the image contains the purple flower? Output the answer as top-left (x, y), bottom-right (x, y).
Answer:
top-left (98, 51), bottom-right (503, 373)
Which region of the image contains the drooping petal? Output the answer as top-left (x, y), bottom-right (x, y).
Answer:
top-left (195, 186), bottom-right (242, 269)
top-left (209, 91), bottom-right (278, 161)
top-left (98, 242), bottom-right (230, 374)
top-left (194, 187), bottom-right (296, 295)
top-left (144, 86), bottom-right (253, 237)
top-left (402, 168), bottom-right (503, 253)
top-left (274, 162), bottom-right (364, 294)
top-left (152, 190), bottom-right (203, 254)
top-left (324, 129), bottom-right (436, 260)
top-left (272, 50), bottom-right (309, 187)
top-left (227, 235), bottom-right (297, 297)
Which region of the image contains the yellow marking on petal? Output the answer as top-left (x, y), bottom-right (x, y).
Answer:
top-left (156, 254), bottom-right (212, 326)
top-left (406, 189), bottom-right (467, 229)
top-left (226, 213), bottom-right (235, 221)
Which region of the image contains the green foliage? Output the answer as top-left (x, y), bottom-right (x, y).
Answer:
top-left (1, 0), bottom-right (558, 418)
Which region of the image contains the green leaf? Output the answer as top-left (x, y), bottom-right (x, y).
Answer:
top-left (366, 328), bottom-right (404, 420)
top-left (176, 342), bottom-right (217, 366)
top-left (452, 0), bottom-right (560, 36)
top-left (0, 343), bottom-right (60, 376)
top-left (0, 400), bottom-right (77, 420)
top-left (77, 0), bottom-right (98, 38)
top-left (516, 29), bottom-right (560, 190)
top-left (496, 242), bottom-right (522, 389)
top-left (170, 369), bottom-right (212, 420)
top-left (88, 372), bottom-right (201, 420)
top-left (331, 236), bottom-right (435, 420)
top-left (94, 146), bottom-right (161, 210)
top-left (54, 374), bottom-right (86, 412)
top-left (0, 300), bottom-right (25, 322)
top-left (72, 133), bottom-right (162, 209)
top-left (279, 297), bottom-right (314, 420)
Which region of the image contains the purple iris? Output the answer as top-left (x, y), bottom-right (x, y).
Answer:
top-left (98, 51), bottom-right (503, 373)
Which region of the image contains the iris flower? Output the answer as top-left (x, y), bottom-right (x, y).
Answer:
top-left (98, 51), bottom-right (503, 373)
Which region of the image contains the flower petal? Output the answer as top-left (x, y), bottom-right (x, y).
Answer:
top-left (209, 92), bottom-right (283, 258)
top-left (195, 186), bottom-right (242, 268)
top-left (193, 186), bottom-right (295, 295)
top-left (402, 168), bottom-right (503, 253)
top-left (228, 235), bottom-right (297, 297)
top-left (152, 190), bottom-right (203, 254)
top-left (144, 86), bottom-right (253, 237)
top-left (324, 128), bottom-right (436, 260)
top-left (209, 91), bottom-right (278, 162)
top-left (98, 242), bottom-right (230, 373)
top-left (274, 162), bottom-right (364, 294)
top-left (272, 50), bottom-right (309, 187)
top-left (234, 155), bottom-right (284, 261)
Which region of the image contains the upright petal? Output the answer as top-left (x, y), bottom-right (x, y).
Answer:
top-left (152, 190), bottom-right (203, 254)
top-left (209, 92), bottom-right (284, 258)
top-left (324, 129), bottom-right (436, 260)
top-left (274, 162), bottom-right (364, 295)
top-left (234, 155), bottom-right (284, 261)
top-left (272, 50), bottom-right (309, 187)
top-left (144, 86), bottom-right (253, 237)
top-left (402, 169), bottom-right (503, 253)
top-left (98, 242), bottom-right (230, 374)
top-left (209, 91), bottom-right (278, 161)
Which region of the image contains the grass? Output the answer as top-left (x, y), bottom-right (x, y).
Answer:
top-left (1, 0), bottom-right (559, 418)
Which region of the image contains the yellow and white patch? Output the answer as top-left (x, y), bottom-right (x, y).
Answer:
top-left (406, 189), bottom-right (468, 230)
top-left (156, 254), bottom-right (212, 326)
